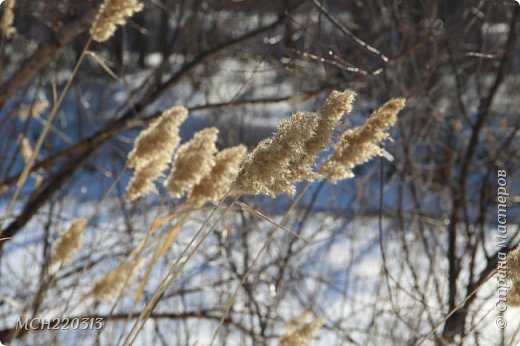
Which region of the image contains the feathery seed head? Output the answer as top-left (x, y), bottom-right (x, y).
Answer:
top-left (299, 90), bottom-right (356, 179)
top-left (318, 90), bottom-right (356, 132)
top-left (233, 91), bottom-right (357, 197)
top-left (126, 165), bottom-right (162, 201)
top-left (233, 112), bottom-right (318, 197)
top-left (1, 0), bottom-right (16, 38)
top-left (88, 258), bottom-right (143, 302)
top-left (165, 127), bottom-right (219, 198)
top-left (127, 106), bottom-right (188, 170)
top-left (19, 135), bottom-right (33, 164)
top-left (312, 90), bottom-right (356, 147)
top-left (125, 106), bottom-right (188, 201)
top-left (90, 0), bottom-right (144, 42)
top-left (51, 218), bottom-right (88, 265)
top-left (279, 317), bottom-right (325, 346)
top-left (320, 98), bottom-right (406, 182)
top-left (188, 145), bottom-right (247, 207)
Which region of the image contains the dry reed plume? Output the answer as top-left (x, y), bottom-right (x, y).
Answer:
top-left (1, 0), bottom-right (16, 38)
top-left (233, 112), bottom-right (319, 197)
top-left (19, 135), bottom-right (33, 164)
top-left (279, 316), bottom-right (325, 346)
top-left (233, 90), bottom-right (356, 196)
top-left (188, 145), bottom-right (247, 207)
top-left (51, 218), bottom-right (88, 265)
top-left (126, 107), bottom-right (188, 201)
top-left (304, 90), bottom-right (356, 163)
top-left (321, 98), bottom-right (406, 182)
top-left (165, 127), bottom-right (219, 198)
top-left (87, 258), bottom-right (143, 302)
top-left (90, 0), bottom-right (144, 42)
top-left (124, 91), bottom-right (402, 200)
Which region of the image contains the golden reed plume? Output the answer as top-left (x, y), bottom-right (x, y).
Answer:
top-left (165, 127), bottom-right (219, 198)
top-left (126, 107), bottom-right (188, 201)
top-left (90, 0), bottom-right (144, 42)
top-left (51, 218), bottom-right (88, 265)
top-left (321, 98), bottom-right (406, 182)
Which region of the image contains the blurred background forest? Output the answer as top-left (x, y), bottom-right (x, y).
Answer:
top-left (0, 0), bottom-right (519, 345)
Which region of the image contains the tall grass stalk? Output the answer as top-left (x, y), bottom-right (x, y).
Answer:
top-left (121, 190), bottom-right (235, 346)
top-left (209, 182), bottom-right (313, 345)
top-left (1, 38), bottom-right (93, 230)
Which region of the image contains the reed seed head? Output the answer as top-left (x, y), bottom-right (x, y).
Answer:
top-left (165, 127), bottom-right (219, 198)
top-left (126, 165), bottom-right (163, 201)
top-left (125, 107), bottom-right (188, 201)
top-left (320, 98), bottom-right (406, 182)
top-left (19, 135), bottom-right (33, 164)
top-left (51, 218), bottom-right (88, 265)
top-left (1, 0), bottom-right (16, 38)
top-left (294, 90), bottom-right (356, 182)
top-left (279, 317), bottom-right (325, 346)
top-left (188, 145), bottom-right (247, 207)
top-left (88, 258), bottom-right (143, 302)
top-left (90, 0), bottom-right (144, 42)
top-left (306, 90), bottom-right (356, 156)
top-left (233, 112), bottom-right (319, 197)
top-left (233, 90), bottom-right (357, 197)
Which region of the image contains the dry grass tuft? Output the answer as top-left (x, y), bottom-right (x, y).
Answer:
top-left (1, 0), bottom-right (16, 38)
top-left (90, 0), bottom-right (144, 42)
top-left (87, 258), bottom-right (143, 302)
top-left (18, 135), bottom-right (33, 165)
top-left (306, 90), bottom-right (356, 157)
top-left (188, 145), bottom-right (247, 207)
top-left (289, 90), bottom-right (357, 182)
top-left (233, 90), bottom-right (357, 197)
top-left (233, 112), bottom-right (319, 197)
top-left (165, 127), bottom-right (219, 198)
top-left (321, 98), bottom-right (406, 182)
top-left (279, 316), bottom-right (325, 346)
top-left (51, 218), bottom-right (88, 265)
top-left (126, 106), bottom-right (188, 201)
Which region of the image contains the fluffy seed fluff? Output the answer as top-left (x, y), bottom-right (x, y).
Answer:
top-left (1, 0), bottom-right (16, 38)
top-left (279, 317), bottom-right (325, 346)
top-left (126, 107), bottom-right (188, 201)
top-left (306, 90), bottom-right (356, 158)
top-left (188, 145), bottom-right (247, 207)
top-left (19, 135), bottom-right (33, 164)
top-left (289, 90), bottom-right (357, 182)
top-left (90, 0), bottom-right (144, 42)
top-left (233, 112), bottom-right (318, 197)
top-left (165, 128), bottom-right (219, 198)
top-left (510, 246), bottom-right (520, 282)
top-left (320, 98), bottom-right (406, 182)
top-left (233, 91), bottom-right (356, 197)
top-left (51, 219), bottom-right (88, 265)
top-left (87, 258), bottom-right (143, 302)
